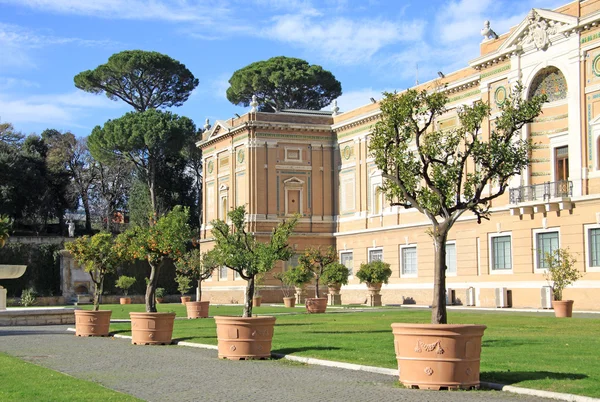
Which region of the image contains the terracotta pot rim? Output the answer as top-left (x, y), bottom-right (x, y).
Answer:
top-left (129, 312), bottom-right (176, 318)
top-left (214, 315), bottom-right (275, 321)
top-left (306, 297), bottom-right (328, 301)
top-left (391, 323), bottom-right (487, 330)
top-left (74, 309), bottom-right (112, 313)
top-left (552, 300), bottom-right (574, 303)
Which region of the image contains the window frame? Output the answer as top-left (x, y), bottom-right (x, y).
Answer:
top-left (367, 247), bottom-right (383, 263)
top-left (219, 266), bottom-right (228, 281)
top-left (533, 228), bottom-right (560, 272)
top-left (584, 224), bottom-right (600, 272)
top-left (445, 241), bottom-right (457, 276)
top-left (399, 244), bottom-right (418, 278)
top-left (488, 232), bottom-right (513, 274)
top-left (340, 250), bottom-right (354, 277)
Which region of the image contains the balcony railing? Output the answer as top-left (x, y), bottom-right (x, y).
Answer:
top-left (509, 180), bottom-right (573, 204)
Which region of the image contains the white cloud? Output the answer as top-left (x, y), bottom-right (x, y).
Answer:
top-left (0, 77), bottom-right (40, 90)
top-left (264, 14), bottom-right (425, 64)
top-left (332, 88), bottom-right (391, 113)
top-left (0, 0), bottom-right (230, 23)
top-left (0, 91), bottom-right (126, 128)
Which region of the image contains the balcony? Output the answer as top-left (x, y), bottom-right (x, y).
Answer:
top-left (508, 180), bottom-right (573, 216)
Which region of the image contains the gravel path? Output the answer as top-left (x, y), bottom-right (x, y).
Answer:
top-left (0, 325), bottom-right (559, 402)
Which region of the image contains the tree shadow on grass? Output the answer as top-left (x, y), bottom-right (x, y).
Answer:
top-left (482, 339), bottom-right (541, 347)
top-left (271, 346), bottom-right (342, 356)
top-left (310, 330), bottom-right (390, 334)
top-left (482, 371), bottom-right (587, 385)
top-left (274, 323), bottom-right (312, 327)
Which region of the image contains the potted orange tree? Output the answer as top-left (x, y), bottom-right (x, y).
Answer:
top-left (320, 262), bottom-right (350, 306)
top-left (544, 248), bottom-right (582, 318)
top-left (66, 232), bottom-right (120, 337)
top-left (356, 260), bottom-right (392, 306)
top-left (176, 248), bottom-right (218, 318)
top-left (115, 275), bottom-right (136, 304)
top-left (210, 206), bottom-right (297, 359)
top-left (369, 84), bottom-right (545, 389)
top-left (299, 246), bottom-right (336, 313)
top-left (115, 206), bottom-right (191, 345)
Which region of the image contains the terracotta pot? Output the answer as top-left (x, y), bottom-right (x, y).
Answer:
top-left (156, 298), bottom-right (164, 304)
top-left (552, 300), bottom-right (574, 318)
top-left (252, 296), bottom-right (262, 307)
top-left (214, 315), bottom-right (276, 360)
top-left (74, 310), bottom-right (112, 337)
top-left (283, 297), bottom-right (296, 308)
top-left (130, 312), bottom-right (176, 345)
top-left (120, 297), bottom-right (131, 305)
top-left (186, 300), bottom-right (210, 319)
top-left (328, 284), bottom-right (341, 295)
top-left (181, 296), bottom-right (191, 305)
top-left (305, 297), bottom-right (327, 313)
top-left (391, 323), bottom-right (487, 390)
top-left (367, 282), bottom-right (382, 294)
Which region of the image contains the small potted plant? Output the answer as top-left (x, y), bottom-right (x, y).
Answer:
top-left (115, 275), bottom-right (136, 305)
top-left (210, 206), bottom-right (297, 359)
top-left (273, 271), bottom-right (295, 307)
top-left (175, 274), bottom-right (192, 305)
top-left (155, 287), bottom-right (165, 303)
top-left (320, 262), bottom-right (350, 305)
top-left (176, 248), bottom-right (218, 318)
top-left (115, 206), bottom-right (192, 345)
top-left (284, 265), bottom-right (314, 305)
top-left (299, 246), bottom-right (337, 313)
top-left (66, 232), bottom-right (121, 336)
top-left (544, 248), bottom-right (582, 318)
top-left (356, 260), bottom-right (392, 306)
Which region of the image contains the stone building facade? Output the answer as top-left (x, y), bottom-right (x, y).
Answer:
top-left (198, 0), bottom-right (600, 310)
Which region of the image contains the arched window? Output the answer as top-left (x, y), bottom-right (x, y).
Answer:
top-left (528, 67), bottom-right (567, 102)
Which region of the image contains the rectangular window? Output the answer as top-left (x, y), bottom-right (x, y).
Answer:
top-left (590, 228), bottom-right (600, 267)
top-left (446, 243), bottom-right (456, 275)
top-left (368, 248), bottom-right (383, 262)
top-left (491, 235), bottom-right (512, 271)
top-left (555, 146), bottom-right (569, 181)
top-left (219, 266), bottom-right (228, 281)
top-left (401, 246), bottom-right (417, 277)
top-left (340, 251), bottom-right (353, 276)
top-left (536, 231), bottom-right (559, 269)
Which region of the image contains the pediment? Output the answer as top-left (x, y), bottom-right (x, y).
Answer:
top-left (589, 114), bottom-right (600, 126)
top-left (499, 8), bottom-right (578, 52)
top-left (283, 177), bottom-right (304, 186)
top-left (206, 120), bottom-right (231, 140)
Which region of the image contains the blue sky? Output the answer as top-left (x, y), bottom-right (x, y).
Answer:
top-left (0, 0), bottom-right (565, 137)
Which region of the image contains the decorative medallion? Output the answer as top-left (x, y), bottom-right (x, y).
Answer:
top-left (593, 55), bottom-right (600, 78)
top-left (522, 10), bottom-right (557, 51)
top-left (230, 345), bottom-right (236, 351)
top-left (424, 367), bottom-right (434, 376)
top-left (207, 160), bottom-right (214, 174)
top-left (494, 86), bottom-right (507, 107)
top-left (237, 149), bottom-right (245, 164)
top-left (342, 145), bottom-right (352, 161)
top-left (466, 368), bottom-right (473, 376)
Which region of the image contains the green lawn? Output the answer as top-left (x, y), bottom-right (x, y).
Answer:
top-left (0, 353), bottom-right (141, 402)
top-left (86, 304), bottom-right (600, 397)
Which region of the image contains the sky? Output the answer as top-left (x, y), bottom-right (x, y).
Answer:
top-left (0, 0), bottom-right (566, 137)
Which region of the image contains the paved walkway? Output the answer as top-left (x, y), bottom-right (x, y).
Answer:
top-left (0, 325), bottom-right (559, 402)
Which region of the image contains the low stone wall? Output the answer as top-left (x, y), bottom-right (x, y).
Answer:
top-left (0, 308), bottom-right (75, 326)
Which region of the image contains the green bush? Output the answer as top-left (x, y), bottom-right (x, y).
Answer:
top-left (356, 260), bottom-right (392, 285)
top-left (20, 287), bottom-right (36, 306)
top-left (284, 265), bottom-right (314, 287)
top-left (0, 242), bottom-right (61, 297)
top-left (321, 262), bottom-right (350, 286)
top-left (115, 275), bottom-right (136, 296)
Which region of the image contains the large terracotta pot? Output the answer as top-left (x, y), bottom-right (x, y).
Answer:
top-left (305, 297), bottom-right (327, 313)
top-left (74, 310), bottom-right (112, 337)
top-left (120, 297), bottom-right (131, 305)
top-left (391, 323), bottom-right (487, 390)
top-left (552, 300), bottom-right (574, 318)
top-left (130, 312), bottom-right (176, 345)
top-left (180, 296), bottom-right (191, 305)
top-left (252, 296), bottom-right (262, 307)
top-left (367, 282), bottom-right (382, 294)
top-left (328, 284), bottom-right (341, 295)
top-left (214, 316), bottom-right (276, 360)
top-left (186, 301), bottom-right (210, 319)
top-left (283, 297), bottom-right (296, 308)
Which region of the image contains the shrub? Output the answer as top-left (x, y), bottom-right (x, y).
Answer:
top-left (356, 260), bottom-right (392, 285)
top-left (115, 275), bottom-right (136, 296)
top-left (321, 262), bottom-right (350, 286)
top-left (544, 248), bottom-right (582, 301)
top-left (20, 288), bottom-right (36, 307)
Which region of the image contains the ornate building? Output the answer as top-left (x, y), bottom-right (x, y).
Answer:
top-left (198, 0), bottom-right (600, 310)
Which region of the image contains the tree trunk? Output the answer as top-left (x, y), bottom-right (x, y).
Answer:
top-left (243, 276), bottom-right (255, 318)
top-left (431, 226), bottom-right (449, 324)
top-left (82, 193), bottom-right (92, 233)
top-left (196, 279), bottom-right (202, 301)
top-left (314, 275), bottom-right (321, 298)
top-left (145, 260), bottom-right (161, 313)
top-left (93, 278), bottom-right (104, 312)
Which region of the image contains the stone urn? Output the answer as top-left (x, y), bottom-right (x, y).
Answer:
top-left (0, 265), bottom-right (27, 311)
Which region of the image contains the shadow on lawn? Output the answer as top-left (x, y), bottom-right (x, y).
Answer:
top-left (482, 371), bottom-right (587, 384)
top-left (482, 339), bottom-right (543, 347)
top-left (272, 346), bottom-right (342, 355)
top-left (310, 330), bottom-right (390, 334)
